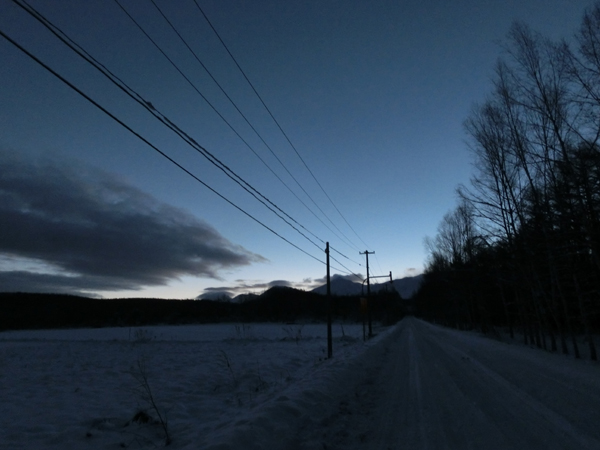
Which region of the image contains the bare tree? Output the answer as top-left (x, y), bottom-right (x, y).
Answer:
top-left (418, 8), bottom-right (600, 360)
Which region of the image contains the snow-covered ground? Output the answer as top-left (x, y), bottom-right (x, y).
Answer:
top-left (0, 321), bottom-right (390, 449)
top-left (302, 318), bottom-right (600, 450)
top-left (2, 318), bottom-right (600, 449)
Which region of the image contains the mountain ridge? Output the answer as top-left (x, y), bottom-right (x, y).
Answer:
top-left (311, 274), bottom-right (423, 299)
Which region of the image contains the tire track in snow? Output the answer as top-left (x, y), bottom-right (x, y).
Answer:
top-left (310, 317), bottom-right (600, 450)
top-left (420, 321), bottom-right (600, 449)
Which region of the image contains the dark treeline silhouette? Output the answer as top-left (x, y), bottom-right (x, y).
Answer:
top-left (416, 3), bottom-right (600, 360)
top-left (0, 287), bottom-right (405, 331)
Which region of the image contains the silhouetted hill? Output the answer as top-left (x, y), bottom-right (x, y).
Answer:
top-left (311, 277), bottom-right (364, 296)
top-left (311, 274), bottom-right (423, 299)
top-left (237, 285), bottom-right (405, 324)
top-left (391, 274), bottom-right (423, 299)
top-left (232, 293), bottom-right (260, 303)
top-left (0, 292), bottom-right (233, 331)
top-left (1, 287), bottom-right (408, 331)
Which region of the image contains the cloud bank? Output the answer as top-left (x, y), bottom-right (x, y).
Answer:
top-left (0, 153), bottom-right (265, 295)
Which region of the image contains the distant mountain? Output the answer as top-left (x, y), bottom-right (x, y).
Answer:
top-left (391, 274), bottom-right (423, 299)
top-left (311, 274), bottom-right (423, 299)
top-left (311, 277), bottom-right (364, 296)
top-left (232, 293), bottom-right (260, 303)
top-left (1, 283), bottom-right (412, 330)
top-left (195, 292), bottom-right (232, 301)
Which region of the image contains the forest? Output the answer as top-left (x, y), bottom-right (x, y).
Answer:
top-left (416, 3), bottom-right (600, 360)
top-left (0, 287), bottom-right (404, 331)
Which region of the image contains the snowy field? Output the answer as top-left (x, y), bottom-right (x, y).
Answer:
top-left (0, 322), bottom-right (391, 449)
top-left (2, 318), bottom-right (600, 449)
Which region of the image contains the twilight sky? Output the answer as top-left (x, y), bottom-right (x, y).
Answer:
top-left (0, 0), bottom-right (595, 298)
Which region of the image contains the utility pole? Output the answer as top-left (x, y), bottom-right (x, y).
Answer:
top-left (360, 250), bottom-right (375, 337)
top-left (326, 242), bottom-right (332, 358)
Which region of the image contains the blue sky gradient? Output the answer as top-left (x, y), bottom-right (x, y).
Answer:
top-left (0, 0), bottom-right (595, 298)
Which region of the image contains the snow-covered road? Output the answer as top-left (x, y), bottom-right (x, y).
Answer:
top-left (287, 317), bottom-right (600, 450)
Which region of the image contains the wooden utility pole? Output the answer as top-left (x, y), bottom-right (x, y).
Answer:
top-left (360, 250), bottom-right (375, 337)
top-left (326, 242), bottom-right (332, 358)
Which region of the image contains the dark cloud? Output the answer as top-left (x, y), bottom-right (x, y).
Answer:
top-left (0, 271), bottom-right (130, 297)
top-left (0, 153), bottom-right (265, 294)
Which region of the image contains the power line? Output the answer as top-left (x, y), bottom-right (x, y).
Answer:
top-left (115, 0), bottom-right (358, 252)
top-left (329, 255), bottom-right (363, 281)
top-left (147, 0), bottom-right (343, 238)
top-left (7, 0), bottom-right (366, 277)
top-left (372, 252), bottom-right (385, 277)
top-left (117, 0), bottom-right (363, 267)
top-left (0, 26), bottom-right (328, 267)
top-left (146, 0), bottom-right (356, 250)
top-left (330, 245), bottom-right (362, 266)
top-left (192, 0), bottom-right (369, 251)
top-left (12, 0), bottom-right (332, 255)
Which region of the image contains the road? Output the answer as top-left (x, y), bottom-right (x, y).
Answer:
top-left (296, 317), bottom-right (600, 450)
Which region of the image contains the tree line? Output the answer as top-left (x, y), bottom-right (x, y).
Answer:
top-left (416, 3), bottom-right (600, 360)
top-left (1, 288), bottom-right (405, 331)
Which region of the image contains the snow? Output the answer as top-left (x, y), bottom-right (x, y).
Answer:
top-left (301, 318), bottom-right (600, 450)
top-left (1, 318), bottom-right (599, 449)
top-left (0, 322), bottom-right (390, 449)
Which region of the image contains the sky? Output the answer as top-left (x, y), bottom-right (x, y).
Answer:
top-left (0, 0), bottom-right (596, 299)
